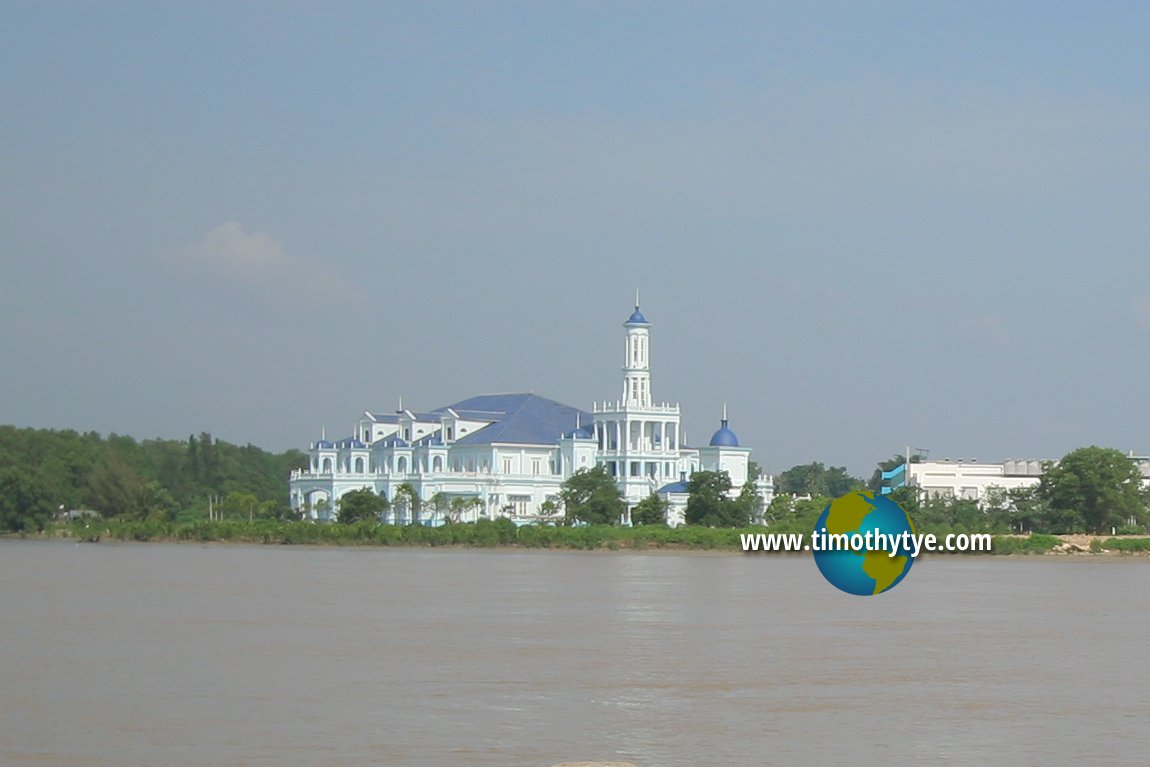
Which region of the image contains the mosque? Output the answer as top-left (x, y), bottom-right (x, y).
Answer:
top-left (289, 301), bottom-right (774, 526)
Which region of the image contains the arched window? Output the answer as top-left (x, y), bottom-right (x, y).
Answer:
top-left (397, 456), bottom-right (408, 474)
top-left (322, 457), bottom-right (332, 473)
top-left (354, 457), bottom-right (364, 473)
top-left (432, 456), bottom-right (443, 472)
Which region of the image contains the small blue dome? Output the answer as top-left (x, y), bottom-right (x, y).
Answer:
top-left (315, 439), bottom-right (334, 450)
top-left (708, 420), bottom-right (739, 447)
top-left (344, 438), bottom-right (366, 449)
top-left (380, 435), bottom-right (409, 447)
top-left (625, 307), bottom-right (649, 325)
top-left (566, 427), bottom-right (593, 440)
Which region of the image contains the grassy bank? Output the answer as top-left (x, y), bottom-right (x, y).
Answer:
top-left (21, 519), bottom-right (1100, 555)
top-left (41, 518), bottom-right (751, 550)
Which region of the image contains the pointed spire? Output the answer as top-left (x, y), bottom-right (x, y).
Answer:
top-left (575, 412), bottom-right (581, 429)
top-left (398, 395), bottom-right (403, 413)
top-left (635, 287), bottom-right (640, 309)
top-left (321, 425), bottom-right (326, 440)
top-left (722, 402), bottom-right (728, 425)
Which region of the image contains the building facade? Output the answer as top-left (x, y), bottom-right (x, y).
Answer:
top-left (289, 303), bottom-right (773, 526)
top-left (881, 455), bottom-right (1150, 503)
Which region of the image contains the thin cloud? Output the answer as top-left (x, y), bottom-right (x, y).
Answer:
top-left (185, 222), bottom-right (358, 304)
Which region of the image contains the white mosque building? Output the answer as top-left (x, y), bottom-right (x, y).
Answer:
top-left (289, 301), bottom-right (773, 526)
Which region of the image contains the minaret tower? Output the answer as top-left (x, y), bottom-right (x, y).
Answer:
top-left (622, 289), bottom-right (652, 407)
top-left (593, 294), bottom-right (683, 510)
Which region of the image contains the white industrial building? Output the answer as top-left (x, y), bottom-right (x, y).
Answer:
top-left (882, 456), bottom-right (1150, 503)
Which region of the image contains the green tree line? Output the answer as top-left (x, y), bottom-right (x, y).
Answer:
top-left (0, 426), bottom-right (307, 532)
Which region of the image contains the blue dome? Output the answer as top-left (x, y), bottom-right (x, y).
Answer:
top-left (343, 438), bottom-right (366, 449)
top-left (315, 439), bottom-right (334, 449)
top-left (625, 307), bottom-right (650, 325)
top-left (380, 435), bottom-right (409, 447)
top-left (566, 427), bottom-right (593, 439)
top-left (708, 420), bottom-right (740, 447)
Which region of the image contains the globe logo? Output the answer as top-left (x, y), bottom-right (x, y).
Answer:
top-left (812, 491), bottom-right (917, 595)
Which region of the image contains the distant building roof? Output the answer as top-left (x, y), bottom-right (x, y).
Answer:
top-left (658, 480), bottom-right (690, 494)
top-left (435, 393), bottom-right (592, 446)
top-left (413, 430), bottom-right (445, 446)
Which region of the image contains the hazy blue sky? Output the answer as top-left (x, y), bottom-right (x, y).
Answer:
top-left (2, 2), bottom-right (1148, 477)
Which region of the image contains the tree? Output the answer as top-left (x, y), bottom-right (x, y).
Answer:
top-left (736, 473), bottom-right (762, 523)
top-left (136, 481), bottom-right (179, 522)
top-left (1038, 446), bottom-right (1148, 534)
top-left (762, 493), bottom-right (829, 530)
top-left (394, 483), bottom-right (421, 524)
top-left (538, 498), bottom-right (560, 520)
top-left (632, 493), bottom-right (669, 526)
top-left (426, 492), bottom-right (451, 524)
top-left (338, 489), bottom-right (387, 524)
top-left (87, 450), bottom-right (145, 518)
top-left (448, 496), bottom-right (483, 523)
top-left (560, 466), bottom-right (624, 525)
top-left (777, 462), bottom-right (862, 498)
top-left (868, 453), bottom-right (925, 494)
top-left (685, 470), bottom-right (751, 527)
top-left (217, 491), bottom-right (260, 521)
top-left (0, 467), bottom-right (57, 532)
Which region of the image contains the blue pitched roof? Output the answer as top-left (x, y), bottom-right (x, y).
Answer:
top-left (366, 413), bottom-right (400, 423)
top-left (436, 393), bottom-right (593, 446)
top-left (450, 408), bottom-right (507, 420)
top-left (413, 430), bottom-right (445, 446)
top-left (658, 480), bottom-right (690, 494)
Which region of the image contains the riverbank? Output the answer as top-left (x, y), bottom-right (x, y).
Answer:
top-left (11, 519), bottom-right (1150, 555)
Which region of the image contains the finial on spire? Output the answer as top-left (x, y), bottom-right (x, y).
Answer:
top-left (722, 402), bottom-right (728, 424)
top-left (398, 395), bottom-right (403, 413)
top-left (576, 412), bottom-right (581, 429)
top-left (321, 425), bottom-right (326, 440)
top-left (635, 287), bottom-right (640, 309)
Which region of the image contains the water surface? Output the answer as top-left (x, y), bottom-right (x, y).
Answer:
top-left (2, 540), bottom-right (1148, 765)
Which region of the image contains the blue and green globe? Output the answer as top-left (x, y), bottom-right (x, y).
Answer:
top-left (812, 491), bottom-right (917, 596)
